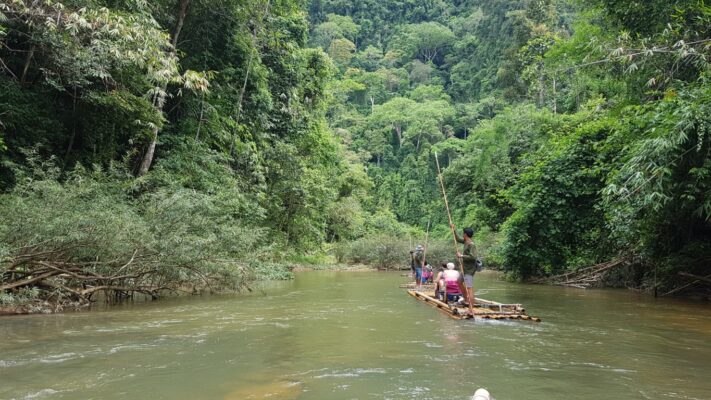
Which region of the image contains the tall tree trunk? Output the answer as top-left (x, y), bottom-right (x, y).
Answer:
top-left (537, 63), bottom-right (545, 108)
top-left (138, 135), bottom-right (157, 175)
top-left (20, 45), bottom-right (35, 87)
top-left (137, 0), bottom-right (191, 176)
top-left (552, 77), bottom-right (557, 114)
top-left (171, 0), bottom-right (191, 48)
top-left (195, 92), bottom-right (205, 141)
top-left (230, 0), bottom-right (271, 157)
top-left (395, 125), bottom-right (402, 148)
top-left (63, 86), bottom-right (78, 166)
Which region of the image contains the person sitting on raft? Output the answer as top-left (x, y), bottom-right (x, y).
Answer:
top-left (421, 263), bottom-right (433, 283)
top-left (434, 263), bottom-right (446, 297)
top-left (435, 262), bottom-right (467, 303)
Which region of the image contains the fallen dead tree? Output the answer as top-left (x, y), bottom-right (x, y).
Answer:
top-left (658, 272), bottom-right (711, 297)
top-left (0, 164), bottom-right (266, 314)
top-left (531, 257), bottom-right (630, 288)
top-left (1, 240), bottom-right (249, 314)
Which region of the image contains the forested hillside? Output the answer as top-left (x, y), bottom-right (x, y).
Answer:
top-left (1, 0), bottom-right (710, 311)
top-left (310, 0), bottom-right (711, 294)
top-left (0, 0), bottom-right (367, 311)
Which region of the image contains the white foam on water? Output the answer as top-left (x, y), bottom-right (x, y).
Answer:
top-left (0, 359), bottom-right (18, 367)
top-left (144, 319), bottom-right (183, 328)
top-left (394, 386), bottom-right (430, 396)
top-left (39, 353), bottom-right (79, 364)
top-left (285, 368), bottom-right (329, 377)
top-left (20, 389), bottom-right (60, 400)
top-left (612, 368), bottom-right (637, 373)
top-left (314, 368), bottom-right (386, 379)
top-left (107, 343), bottom-right (154, 354)
top-left (354, 368), bottom-right (386, 374)
top-left (315, 372), bottom-right (359, 378)
top-left (335, 384), bottom-right (351, 390)
top-left (158, 332), bottom-right (208, 340)
top-left (95, 327), bottom-right (128, 333)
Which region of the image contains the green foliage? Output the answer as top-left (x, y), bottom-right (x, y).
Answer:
top-left (334, 234), bottom-right (406, 268)
top-left (502, 115), bottom-right (620, 278)
top-left (603, 80), bottom-right (711, 279)
top-left (334, 233), bottom-right (459, 271)
top-left (0, 158), bottom-right (265, 308)
top-left (2, 0), bottom-right (710, 300)
top-left (0, 0), bottom-right (370, 310)
top-left (391, 22), bottom-right (455, 64)
top-left (248, 262), bottom-right (294, 281)
top-left (594, 0), bottom-right (700, 36)
top-left (316, 0), bottom-right (711, 294)
top-left (312, 13), bottom-right (360, 49)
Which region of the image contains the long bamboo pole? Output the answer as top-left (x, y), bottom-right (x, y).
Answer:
top-left (420, 218), bottom-right (431, 288)
top-left (434, 152), bottom-right (474, 316)
top-left (408, 233), bottom-right (414, 280)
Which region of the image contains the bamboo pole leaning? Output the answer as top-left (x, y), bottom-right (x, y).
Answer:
top-left (420, 218), bottom-right (431, 289)
top-left (434, 152), bottom-right (475, 317)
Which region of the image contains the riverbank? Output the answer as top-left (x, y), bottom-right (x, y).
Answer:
top-left (291, 263), bottom-right (374, 272)
top-left (0, 260), bottom-right (376, 316)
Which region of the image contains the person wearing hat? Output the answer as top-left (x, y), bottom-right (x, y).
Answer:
top-left (451, 224), bottom-right (478, 306)
top-left (411, 244), bottom-right (425, 285)
top-left (409, 248), bottom-right (417, 280)
top-left (422, 263), bottom-right (434, 283)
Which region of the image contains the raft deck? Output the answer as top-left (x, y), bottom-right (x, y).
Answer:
top-left (398, 282), bottom-right (436, 290)
top-left (406, 289), bottom-right (541, 322)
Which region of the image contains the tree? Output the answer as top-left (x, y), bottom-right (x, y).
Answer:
top-left (312, 13), bottom-right (360, 49)
top-left (352, 45), bottom-right (384, 71)
top-left (409, 60), bottom-right (434, 84)
top-left (403, 100), bottom-right (454, 151)
top-left (393, 22), bottom-right (455, 64)
top-left (370, 97), bottom-right (416, 148)
top-left (328, 38), bottom-right (356, 68)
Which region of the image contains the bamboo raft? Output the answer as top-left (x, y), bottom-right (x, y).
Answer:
top-left (406, 289), bottom-right (541, 322)
top-left (398, 282), bottom-right (436, 290)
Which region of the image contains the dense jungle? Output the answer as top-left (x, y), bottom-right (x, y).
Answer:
top-left (2, 0), bottom-right (711, 312)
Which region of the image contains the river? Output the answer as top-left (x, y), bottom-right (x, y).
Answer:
top-left (1, 271), bottom-right (710, 400)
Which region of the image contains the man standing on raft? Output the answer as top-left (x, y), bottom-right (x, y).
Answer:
top-left (411, 244), bottom-right (425, 285)
top-left (451, 225), bottom-right (477, 306)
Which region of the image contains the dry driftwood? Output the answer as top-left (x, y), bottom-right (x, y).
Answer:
top-left (0, 245), bottom-right (217, 312)
top-left (659, 272), bottom-right (711, 297)
top-left (532, 257), bottom-right (629, 288)
top-left (677, 272), bottom-right (711, 285)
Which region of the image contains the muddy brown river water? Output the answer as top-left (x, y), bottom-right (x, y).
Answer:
top-left (1, 271), bottom-right (710, 399)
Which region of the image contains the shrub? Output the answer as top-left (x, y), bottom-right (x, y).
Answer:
top-left (0, 159), bottom-right (265, 311)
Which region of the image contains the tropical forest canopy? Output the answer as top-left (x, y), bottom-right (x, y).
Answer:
top-left (1, 0), bottom-right (710, 308)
